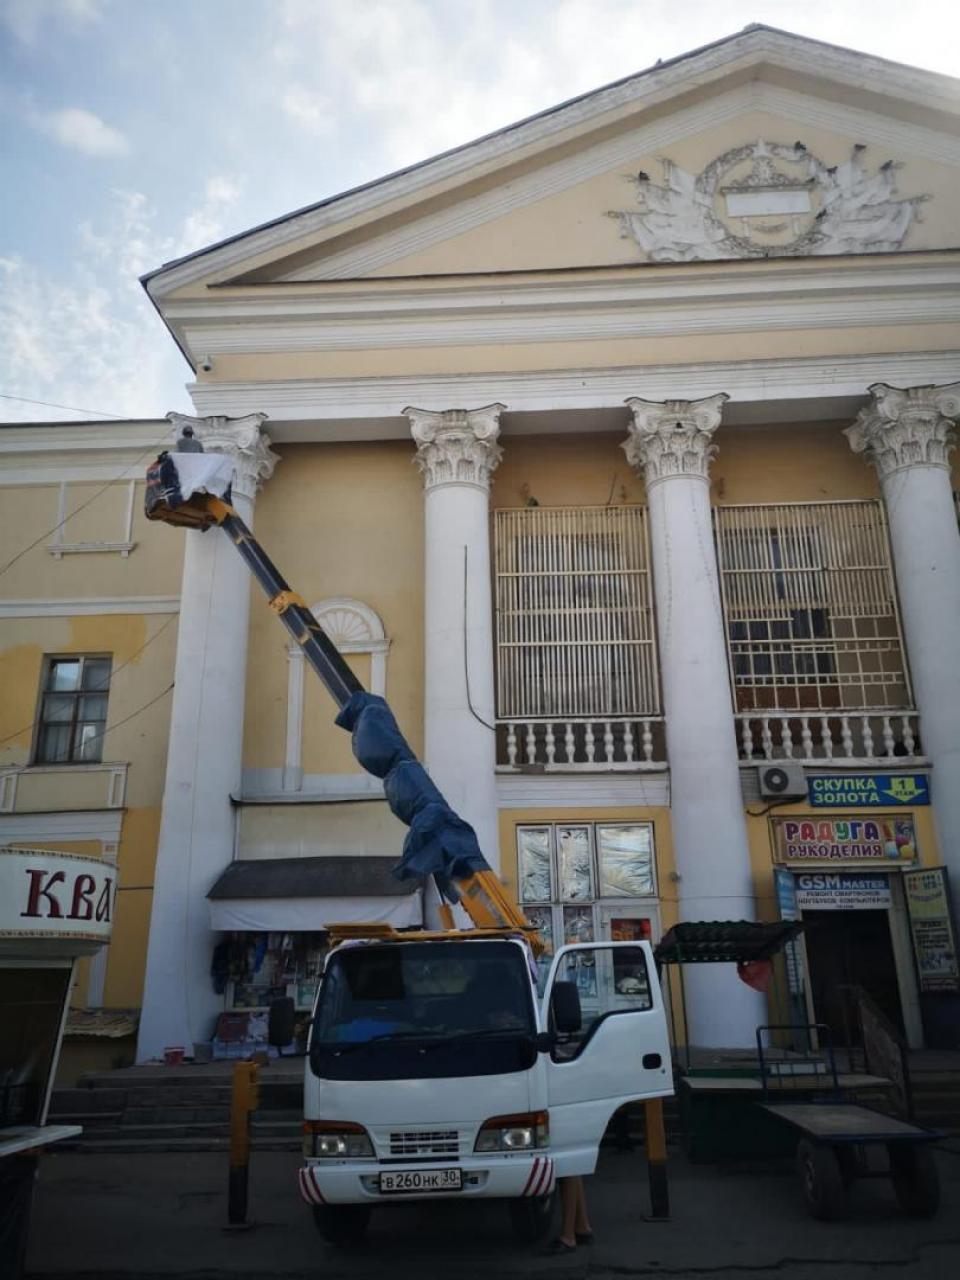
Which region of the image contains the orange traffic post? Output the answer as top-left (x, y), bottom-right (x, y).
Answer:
top-left (644, 1096), bottom-right (670, 1220)
top-left (226, 1060), bottom-right (260, 1229)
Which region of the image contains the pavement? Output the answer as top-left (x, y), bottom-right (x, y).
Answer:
top-left (24, 1141), bottom-right (960, 1280)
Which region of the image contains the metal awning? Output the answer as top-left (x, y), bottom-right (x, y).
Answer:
top-left (206, 856), bottom-right (422, 932)
top-left (654, 920), bottom-right (805, 966)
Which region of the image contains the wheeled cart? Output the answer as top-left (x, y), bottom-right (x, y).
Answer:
top-left (759, 1101), bottom-right (941, 1220)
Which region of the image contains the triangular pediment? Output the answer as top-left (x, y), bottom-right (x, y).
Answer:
top-left (146, 26), bottom-right (960, 305)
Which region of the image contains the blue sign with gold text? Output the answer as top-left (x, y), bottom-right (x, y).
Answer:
top-left (808, 774), bottom-right (929, 807)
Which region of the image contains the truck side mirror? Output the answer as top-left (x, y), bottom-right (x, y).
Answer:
top-left (550, 980), bottom-right (582, 1034)
top-left (268, 997), bottom-right (296, 1049)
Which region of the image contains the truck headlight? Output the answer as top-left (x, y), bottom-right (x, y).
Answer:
top-left (474, 1110), bottom-right (549, 1152)
top-left (303, 1120), bottom-right (374, 1159)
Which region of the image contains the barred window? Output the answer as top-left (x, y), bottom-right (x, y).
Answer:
top-left (714, 501), bottom-right (910, 712)
top-left (494, 506), bottom-right (659, 718)
top-left (34, 656), bottom-right (112, 764)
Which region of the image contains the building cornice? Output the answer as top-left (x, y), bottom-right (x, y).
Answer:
top-left (186, 350), bottom-right (960, 439)
top-left (168, 257), bottom-right (960, 358)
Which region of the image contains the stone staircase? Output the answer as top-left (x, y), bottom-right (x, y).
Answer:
top-left (47, 1055), bottom-right (960, 1154)
top-left (48, 1063), bottom-right (304, 1153)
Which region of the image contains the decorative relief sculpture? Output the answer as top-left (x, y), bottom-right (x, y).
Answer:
top-left (845, 382), bottom-right (960, 479)
top-left (610, 140), bottom-right (927, 262)
top-left (622, 393), bottom-right (729, 483)
top-left (405, 403), bottom-right (505, 491)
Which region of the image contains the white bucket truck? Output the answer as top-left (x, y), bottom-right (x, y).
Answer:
top-left (281, 929), bottom-right (671, 1243)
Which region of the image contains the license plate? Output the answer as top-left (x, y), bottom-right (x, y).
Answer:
top-left (380, 1168), bottom-right (463, 1194)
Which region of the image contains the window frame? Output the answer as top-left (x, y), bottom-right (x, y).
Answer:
top-left (32, 654), bottom-right (112, 766)
top-left (517, 822), bottom-right (659, 987)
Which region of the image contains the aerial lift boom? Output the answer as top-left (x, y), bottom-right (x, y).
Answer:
top-left (145, 460), bottom-right (540, 953)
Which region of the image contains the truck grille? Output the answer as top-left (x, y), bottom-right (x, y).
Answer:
top-left (389, 1129), bottom-right (460, 1157)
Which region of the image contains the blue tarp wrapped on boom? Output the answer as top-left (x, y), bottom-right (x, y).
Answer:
top-left (336, 691), bottom-right (491, 883)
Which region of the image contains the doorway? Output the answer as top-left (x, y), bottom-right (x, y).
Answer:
top-left (803, 909), bottom-right (905, 1044)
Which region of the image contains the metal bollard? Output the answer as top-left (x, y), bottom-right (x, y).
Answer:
top-left (226, 1060), bottom-right (260, 1229)
top-left (643, 1096), bottom-right (670, 1220)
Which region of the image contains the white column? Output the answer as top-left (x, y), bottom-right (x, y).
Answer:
top-left (137, 413), bottom-right (277, 1061)
top-left (846, 382), bottom-right (960, 920)
top-left (406, 404), bottom-right (504, 873)
top-left (624, 394), bottom-right (764, 1048)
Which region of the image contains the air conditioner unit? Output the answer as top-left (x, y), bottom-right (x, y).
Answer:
top-left (758, 762), bottom-right (807, 799)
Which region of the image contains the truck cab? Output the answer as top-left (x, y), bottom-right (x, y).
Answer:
top-left (295, 933), bottom-right (671, 1243)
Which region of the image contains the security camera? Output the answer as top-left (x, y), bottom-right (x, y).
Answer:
top-left (200, 354), bottom-right (213, 372)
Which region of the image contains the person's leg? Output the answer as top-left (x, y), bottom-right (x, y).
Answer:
top-left (572, 1176), bottom-right (592, 1236)
top-left (558, 1178), bottom-right (579, 1246)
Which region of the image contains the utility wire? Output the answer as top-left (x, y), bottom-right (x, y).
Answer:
top-left (0, 613), bottom-right (178, 750)
top-left (0, 391), bottom-right (132, 419)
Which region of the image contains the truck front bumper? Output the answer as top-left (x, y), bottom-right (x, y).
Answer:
top-left (299, 1154), bottom-right (555, 1206)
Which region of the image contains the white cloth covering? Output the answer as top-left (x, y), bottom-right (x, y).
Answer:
top-left (208, 890), bottom-right (423, 932)
top-left (171, 453), bottom-right (235, 499)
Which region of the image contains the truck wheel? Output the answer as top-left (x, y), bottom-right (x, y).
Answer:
top-left (508, 1191), bottom-right (556, 1243)
top-left (312, 1204), bottom-right (372, 1245)
top-left (796, 1139), bottom-right (847, 1221)
top-left (890, 1144), bottom-right (940, 1218)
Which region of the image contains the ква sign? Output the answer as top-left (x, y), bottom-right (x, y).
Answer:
top-left (0, 848), bottom-right (116, 945)
top-left (808, 774), bottom-right (929, 807)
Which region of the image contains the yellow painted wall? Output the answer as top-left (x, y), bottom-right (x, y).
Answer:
top-left (238, 801), bottom-right (408, 860)
top-left (0, 480), bottom-right (184, 601)
top-left (0, 608), bottom-right (176, 1011)
top-left (491, 421), bottom-right (877, 512)
top-left (242, 441), bottom-right (425, 777)
top-left (492, 433), bottom-right (645, 509)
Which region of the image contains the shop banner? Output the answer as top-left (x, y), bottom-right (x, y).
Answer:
top-left (0, 847), bottom-right (116, 943)
top-left (794, 871), bottom-right (891, 910)
top-left (773, 815), bottom-right (917, 864)
top-left (808, 773), bottom-right (929, 807)
top-left (904, 867), bottom-right (960, 994)
top-left (773, 868), bottom-right (803, 995)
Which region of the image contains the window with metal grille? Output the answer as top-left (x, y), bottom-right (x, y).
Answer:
top-left (714, 501), bottom-right (911, 712)
top-left (493, 506), bottom-right (659, 718)
top-left (34, 655), bottom-right (112, 764)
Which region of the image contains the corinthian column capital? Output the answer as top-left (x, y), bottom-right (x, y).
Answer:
top-left (844, 382), bottom-right (960, 479)
top-left (622, 393), bottom-right (729, 484)
top-left (405, 403), bottom-right (505, 492)
top-left (166, 411), bottom-right (278, 502)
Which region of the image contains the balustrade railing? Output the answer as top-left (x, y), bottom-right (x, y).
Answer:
top-left (497, 716), bottom-right (667, 771)
top-left (735, 710), bottom-right (922, 762)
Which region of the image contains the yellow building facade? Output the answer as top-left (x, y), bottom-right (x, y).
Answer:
top-left (3, 27), bottom-right (960, 1058)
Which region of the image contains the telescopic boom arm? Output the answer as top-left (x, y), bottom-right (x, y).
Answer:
top-left (145, 469), bottom-right (540, 953)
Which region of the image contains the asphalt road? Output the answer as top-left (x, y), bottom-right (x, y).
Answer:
top-left (25, 1144), bottom-right (960, 1279)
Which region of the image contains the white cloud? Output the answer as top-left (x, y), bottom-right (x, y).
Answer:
top-left (0, 177), bottom-right (244, 423)
top-left (34, 106), bottom-right (130, 157)
top-left (282, 86), bottom-right (334, 137)
top-left (2, 0), bottom-right (104, 46)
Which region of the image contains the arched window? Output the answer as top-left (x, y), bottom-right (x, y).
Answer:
top-left (282, 597), bottom-right (389, 791)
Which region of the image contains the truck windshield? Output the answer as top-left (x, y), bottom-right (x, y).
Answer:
top-left (310, 941), bottom-right (537, 1081)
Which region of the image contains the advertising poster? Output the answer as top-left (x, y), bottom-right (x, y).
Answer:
top-left (772, 815), bottom-right (917, 863)
top-left (793, 871), bottom-right (891, 910)
top-left (773, 868), bottom-right (804, 996)
top-left (904, 867), bottom-right (960, 994)
top-left (808, 774), bottom-right (929, 807)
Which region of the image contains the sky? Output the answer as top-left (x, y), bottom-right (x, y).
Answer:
top-left (1, 0), bottom-right (958, 424)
